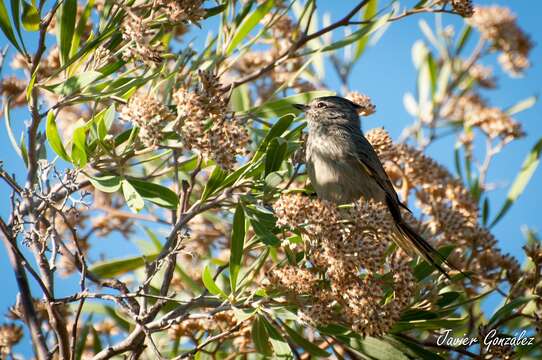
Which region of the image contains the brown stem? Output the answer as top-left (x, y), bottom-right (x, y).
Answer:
top-left (0, 218), bottom-right (49, 360)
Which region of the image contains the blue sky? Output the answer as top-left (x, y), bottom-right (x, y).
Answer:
top-left (1, 0), bottom-right (540, 356)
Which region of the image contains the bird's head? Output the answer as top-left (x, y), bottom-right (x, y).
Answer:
top-left (293, 96), bottom-right (363, 127)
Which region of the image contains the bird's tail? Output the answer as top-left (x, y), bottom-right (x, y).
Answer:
top-left (394, 220), bottom-right (457, 280)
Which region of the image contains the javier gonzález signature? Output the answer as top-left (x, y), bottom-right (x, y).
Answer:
top-left (437, 329), bottom-right (535, 349)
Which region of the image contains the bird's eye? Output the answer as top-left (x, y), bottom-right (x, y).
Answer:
top-left (316, 102), bottom-right (326, 108)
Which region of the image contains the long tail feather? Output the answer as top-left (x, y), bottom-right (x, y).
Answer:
top-left (395, 220), bottom-right (452, 280)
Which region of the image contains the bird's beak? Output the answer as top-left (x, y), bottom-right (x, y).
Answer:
top-left (293, 103), bottom-right (308, 112)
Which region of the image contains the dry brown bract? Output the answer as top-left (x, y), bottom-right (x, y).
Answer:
top-left (121, 15), bottom-right (162, 63)
top-left (273, 194), bottom-right (414, 336)
top-left (365, 128), bottom-right (521, 288)
top-left (0, 323), bottom-right (23, 356)
top-left (157, 0), bottom-right (206, 24)
top-left (469, 6), bottom-right (532, 76)
top-left (173, 71), bottom-right (250, 169)
top-left (441, 93), bottom-right (524, 142)
top-left (120, 93), bottom-right (175, 148)
top-left (346, 91), bottom-right (376, 117)
top-left (451, 0), bottom-right (474, 18)
top-left (0, 76), bottom-right (27, 108)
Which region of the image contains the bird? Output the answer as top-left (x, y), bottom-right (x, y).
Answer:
top-left (293, 96), bottom-right (455, 279)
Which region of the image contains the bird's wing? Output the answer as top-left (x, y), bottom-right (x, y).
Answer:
top-left (348, 131), bottom-right (409, 214)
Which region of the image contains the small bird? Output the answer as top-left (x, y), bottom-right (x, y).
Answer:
top-left (294, 96), bottom-right (453, 278)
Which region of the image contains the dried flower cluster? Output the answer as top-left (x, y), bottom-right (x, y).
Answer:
top-left (0, 76), bottom-right (26, 108)
top-left (0, 323), bottom-right (23, 357)
top-left (157, 0), bottom-right (205, 24)
top-left (451, 0), bottom-right (474, 17)
top-left (346, 91), bottom-right (376, 116)
top-left (365, 128), bottom-right (521, 287)
top-left (469, 6), bottom-right (533, 76)
top-left (441, 93), bottom-right (524, 142)
top-left (272, 193), bottom-right (415, 336)
top-left (168, 311), bottom-right (247, 340)
top-left (121, 15), bottom-right (162, 63)
top-left (467, 63), bottom-right (497, 89)
top-left (120, 93), bottom-right (175, 147)
top-left (229, 14), bottom-right (315, 100)
top-left (173, 71), bottom-right (250, 169)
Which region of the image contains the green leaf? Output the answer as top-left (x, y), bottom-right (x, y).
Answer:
top-left (260, 317), bottom-right (293, 358)
top-left (204, 4), bottom-right (227, 18)
top-left (392, 316), bottom-right (467, 332)
top-left (3, 99), bottom-right (23, 161)
top-left (482, 197), bottom-right (489, 226)
top-left (0, 0), bottom-right (23, 53)
top-left (97, 105), bottom-right (115, 140)
top-left (306, 13), bottom-right (392, 55)
top-left (488, 296), bottom-right (535, 326)
top-left (249, 218), bottom-right (280, 246)
top-left (413, 245), bottom-right (454, 281)
top-left (283, 323), bottom-right (330, 357)
top-left (87, 174), bottom-right (122, 193)
top-left (226, 0), bottom-right (274, 55)
top-left (490, 139), bottom-right (542, 228)
top-left (57, 0), bottom-right (77, 64)
top-left (71, 125), bottom-right (88, 167)
top-left (10, 0), bottom-right (24, 50)
top-left (89, 253), bottom-right (158, 278)
top-left (231, 84), bottom-right (251, 112)
top-left (128, 178), bottom-right (179, 209)
top-left (506, 96), bottom-right (537, 115)
top-left (202, 264), bottom-right (227, 298)
top-left (70, 0), bottom-right (93, 57)
top-left (26, 67), bottom-right (37, 101)
top-left (201, 165), bottom-right (227, 201)
top-left (256, 114), bottom-right (294, 156)
top-left (455, 25), bottom-right (472, 55)
top-left (21, 0), bottom-right (39, 31)
top-left (44, 71), bottom-right (102, 96)
top-left (121, 179), bottom-right (144, 213)
top-left (229, 204), bottom-right (246, 292)
top-left (390, 335), bottom-right (445, 360)
top-left (353, 0), bottom-right (378, 61)
top-left (247, 91), bottom-right (334, 119)
top-left (45, 111), bottom-right (71, 161)
top-left (265, 138), bottom-right (288, 176)
top-left (252, 316), bottom-right (272, 355)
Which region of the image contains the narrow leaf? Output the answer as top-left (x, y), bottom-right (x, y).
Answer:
top-left (490, 139), bottom-right (542, 228)
top-left (89, 253), bottom-right (158, 278)
top-left (201, 165), bottom-right (227, 201)
top-left (265, 138), bottom-right (288, 176)
top-left (202, 264), bottom-right (227, 298)
top-left (260, 317), bottom-right (293, 358)
top-left (226, 0), bottom-right (274, 55)
top-left (489, 297), bottom-right (535, 326)
top-left (506, 96), bottom-right (537, 115)
top-left (252, 316), bottom-right (272, 355)
top-left (71, 125), bottom-right (88, 167)
top-left (45, 111), bottom-right (71, 161)
top-left (58, 0), bottom-right (77, 64)
top-left (229, 204), bottom-right (246, 292)
top-left (21, 0), bottom-right (39, 31)
top-left (87, 174), bottom-right (122, 193)
top-left (283, 323), bottom-right (330, 357)
top-left (354, 0), bottom-right (378, 61)
top-left (44, 71), bottom-right (102, 96)
top-left (0, 0), bottom-right (23, 53)
top-left (128, 178), bottom-right (179, 209)
top-left (121, 179), bottom-right (144, 213)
